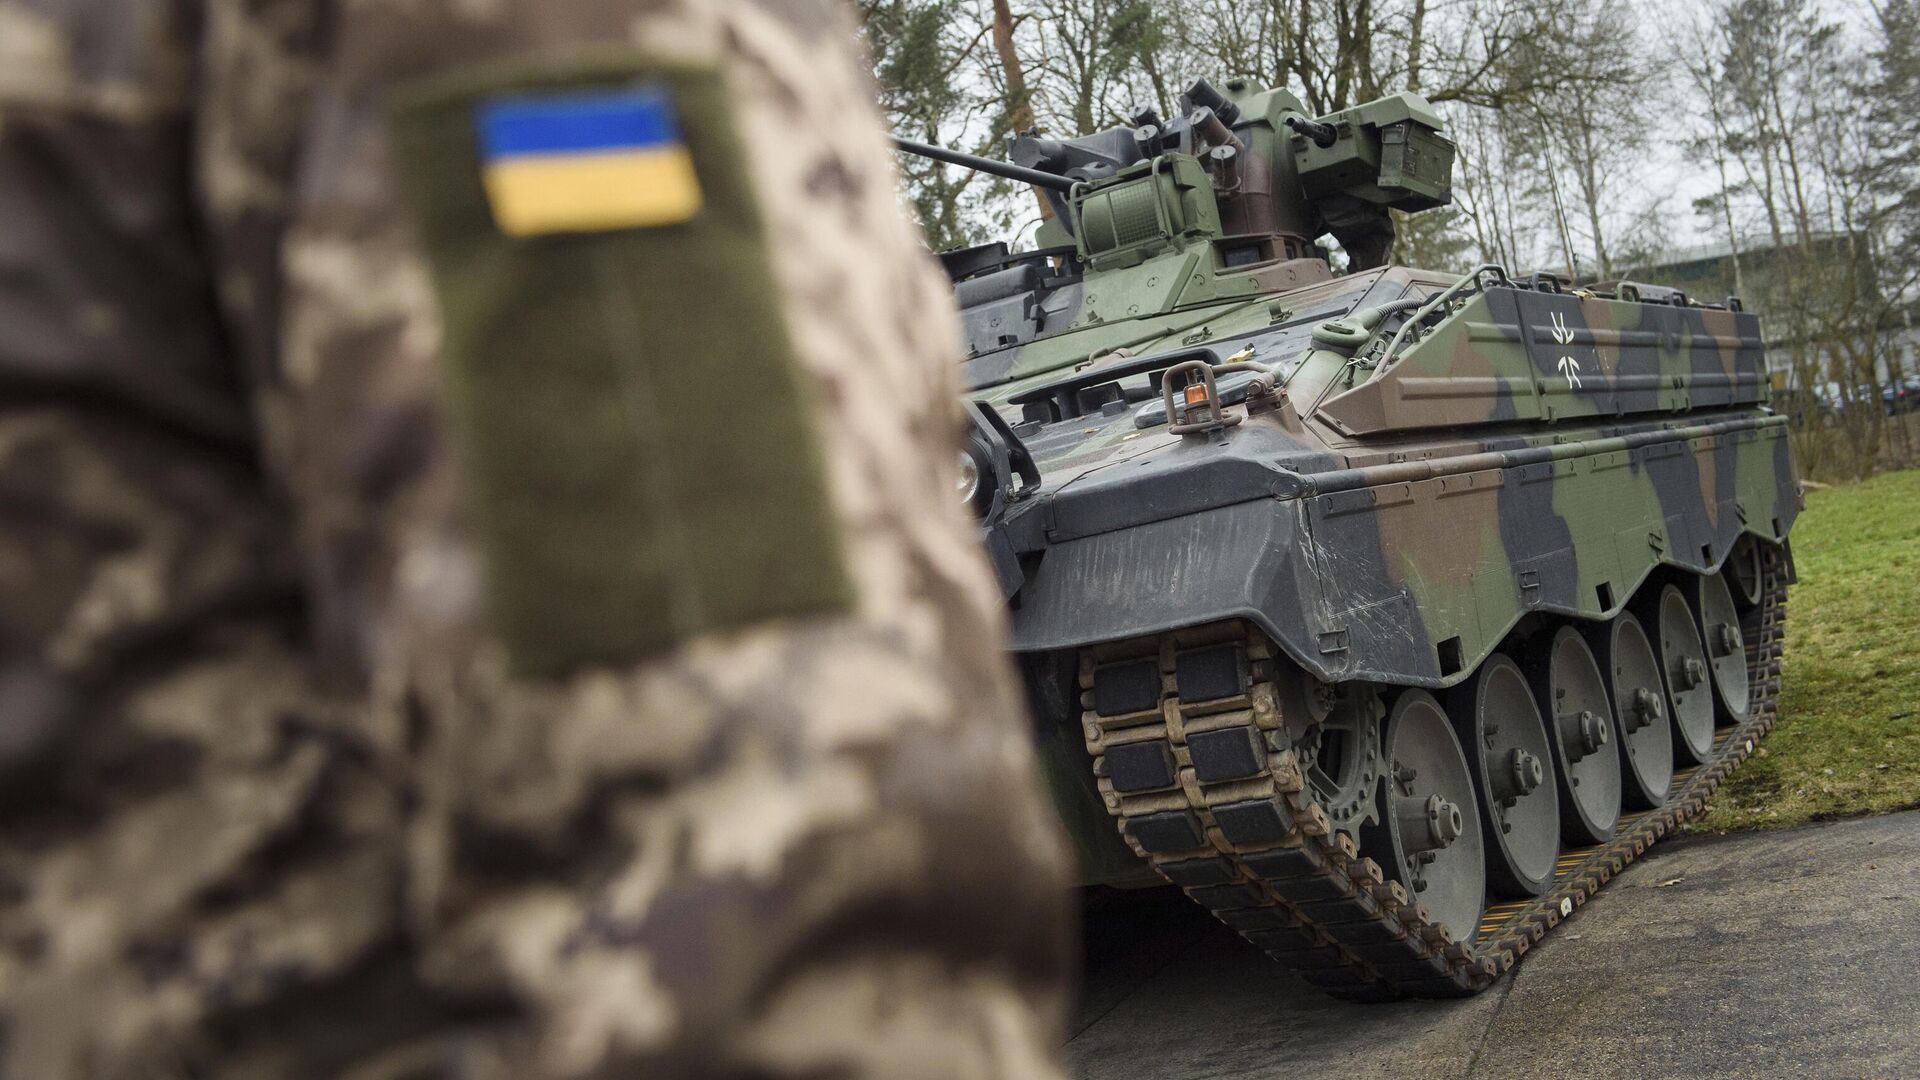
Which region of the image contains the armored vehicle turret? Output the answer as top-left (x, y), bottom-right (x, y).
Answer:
top-left (902, 75), bottom-right (1799, 999)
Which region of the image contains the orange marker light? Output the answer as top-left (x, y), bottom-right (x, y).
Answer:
top-left (1183, 383), bottom-right (1210, 409)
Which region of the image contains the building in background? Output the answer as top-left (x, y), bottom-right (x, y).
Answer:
top-left (1627, 232), bottom-right (1919, 405)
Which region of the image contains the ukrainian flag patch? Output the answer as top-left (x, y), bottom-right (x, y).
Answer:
top-left (477, 87), bottom-right (703, 236)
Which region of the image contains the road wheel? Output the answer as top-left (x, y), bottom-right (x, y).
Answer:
top-left (1362, 689), bottom-right (1487, 943)
top-left (1695, 570), bottom-right (1751, 724)
top-left (1726, 535), bottom-right (1765, 609)
top-left (1638, 582), bottom-right (1716, 764)
top-left (1525, 625), bottom-right (1622, 845)
top-left (1445, 653), bottom-right (1560, 898)
top-left (1588, 612), bottom-right (1674, 809)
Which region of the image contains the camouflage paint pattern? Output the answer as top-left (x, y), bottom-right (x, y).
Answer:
top-left (0, 0), bottom-right (1071, 1075)
top-left (961, 268), bottom-right (1798, 888)
top-left (975, 263), bottom-right (1797, 672)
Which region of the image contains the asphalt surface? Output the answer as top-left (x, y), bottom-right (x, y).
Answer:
top-left (1069, 811), bottom-right (1920, 1079)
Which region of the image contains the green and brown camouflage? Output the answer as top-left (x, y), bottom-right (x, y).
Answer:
top-left (909, 75), bottom-right (1800, 902)
top-left (0, 0), bottom-right (1076, 1071)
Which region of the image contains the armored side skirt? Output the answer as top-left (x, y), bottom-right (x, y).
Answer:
top-left (1009, 414), bottom-right (1798, 690)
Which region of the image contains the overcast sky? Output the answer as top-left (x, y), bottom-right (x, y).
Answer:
top-left (1578, 0), bottom-right (1878, 255)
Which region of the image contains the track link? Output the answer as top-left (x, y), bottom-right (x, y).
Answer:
top-left (1080, 545), bottom-right (1789, 1000)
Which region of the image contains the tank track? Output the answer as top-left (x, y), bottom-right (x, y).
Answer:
top-left (1079, 544), bottom-right (1788, 1000)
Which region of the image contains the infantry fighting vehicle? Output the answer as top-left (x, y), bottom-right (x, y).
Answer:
top-left (898, 76), bottom-right (1799, 999)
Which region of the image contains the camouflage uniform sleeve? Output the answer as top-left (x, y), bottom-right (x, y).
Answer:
top-left (0, 0), bottom-right (1072, 1075)
top-left (335, 1), bottom-right (1076, 1075)
top-left (0, 3), bottom-right (378, 1074)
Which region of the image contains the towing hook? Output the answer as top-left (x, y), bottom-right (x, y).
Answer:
top-left (1163, 358), bottom-right (1244, 436)
top-left (1162, 356), bottom-right (1282, 436)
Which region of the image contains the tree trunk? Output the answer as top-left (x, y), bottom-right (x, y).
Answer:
top-left (1406, 0), bottom-right (1427, 91)
top-left (1536, 121), bottom-right (1580, 281)
top-left (1702, 84), bottom-right (1747, 302)
top-left (1572, 120), bottom-right (1612, 279)
top-left (990, 0), bottom-right (1052, 218)
top-left (1766, 74), bottom-right (1817, 253)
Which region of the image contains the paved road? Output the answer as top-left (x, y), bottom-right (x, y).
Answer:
top-left (1070, 811), bottom-right (1920, 1079)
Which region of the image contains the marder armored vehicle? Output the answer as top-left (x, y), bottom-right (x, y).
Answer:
top-left (899, 75), bottom-right (1799, 999)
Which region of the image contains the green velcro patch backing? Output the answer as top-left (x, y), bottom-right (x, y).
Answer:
top-left (389, 58), bottom-right (853, 679)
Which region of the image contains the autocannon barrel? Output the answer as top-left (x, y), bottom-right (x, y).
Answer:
top-left (891, 137), bottom-right (1078, 193)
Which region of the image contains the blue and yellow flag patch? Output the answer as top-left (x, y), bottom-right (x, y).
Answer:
top-left (477, 87), bottom-right (703, 236)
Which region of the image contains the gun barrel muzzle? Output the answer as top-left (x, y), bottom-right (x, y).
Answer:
top-left (1285, 115), bottom-right (1339, 148)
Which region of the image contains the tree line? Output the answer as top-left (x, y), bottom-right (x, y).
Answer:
top-left (862, 0), bottom-right (1920, 479)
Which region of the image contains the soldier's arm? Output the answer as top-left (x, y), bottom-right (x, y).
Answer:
top-left (0, 0), bottom-right (1072, 1075)
top-left (266, 0), bottom-right (1077, 1075)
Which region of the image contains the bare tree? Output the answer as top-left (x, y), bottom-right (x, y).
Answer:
top-left (1683, 0), bottom-right (1920, 478)
top-left (868, 0), bottom-right (1912, 481)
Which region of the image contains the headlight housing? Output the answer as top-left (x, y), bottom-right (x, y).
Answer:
top-left (957, 448), bottom-right (982, 507)
top-left (959, 401), bottom-right (1040, 522)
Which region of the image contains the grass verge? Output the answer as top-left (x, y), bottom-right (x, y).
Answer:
top-left (1694, 468), bottom-right (1920, 831)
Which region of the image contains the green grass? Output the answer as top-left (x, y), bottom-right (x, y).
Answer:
top-left (1693, 468), bottom-right (1920, 831)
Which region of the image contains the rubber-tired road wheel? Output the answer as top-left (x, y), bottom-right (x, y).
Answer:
top-left (1587, 612), bottom-right (1673, 810)
top-left (1638, 582), bottom-right (1715, 765)
top-left (1524, 625), bottom-right (1622, 846)
top-left (1695, 570), bottom-right (1751, 724)
top-left (1444, 652), bottom-right (1560, 898)
top-left (1361, 689), bottom-right (1487, 944)
top-left (1726, 535), bottom-right (1765, 609)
